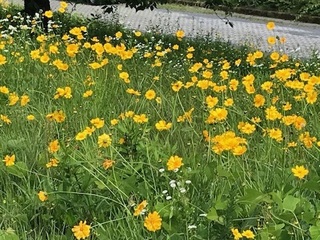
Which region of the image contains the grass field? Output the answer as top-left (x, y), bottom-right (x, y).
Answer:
top-left (0, 1), bottom-right (320, 240)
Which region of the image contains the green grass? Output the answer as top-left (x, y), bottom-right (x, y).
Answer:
top-left (0, 2), bottom-right (320, 240)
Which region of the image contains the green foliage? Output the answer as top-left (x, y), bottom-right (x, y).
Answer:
top-left (0, 1), bottom-right (320, 240)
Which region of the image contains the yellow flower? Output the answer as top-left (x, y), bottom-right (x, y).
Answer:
top-left (72, 221), bottom-right (91, 240)
top-left (155, 120), bottom-right (172, 131)
top-left (224, 98), bottom-right (234, 107)
top-left (38, 191), bottom-right (48, 202)
top-left (69, 27), bottom-right (82, 36)
top-left (253, 50), bottom-right (263, 59)
top-left (90, 118), bottom-right (104, 128)
top-left (265, 106), bottom-right (282, 121)
top-left (270, 52), bottom-right (280, 61)
top-left (206, 95), bottom-right (219, 109)
top-left (229, 79), bottom-right (239, 91)
top-left (46, 110), bottom-right (66, 123)
top-left (299, 132), bottom-right (316, 148)
top-left (176, 29), bottom-right (185, 39)
top-left (76, 131), bottom-right (88, 141)
top-left (98, 133), bottom-right (112, 148)
top-left (89, 62), bottom-right (101, 69)
top-left (58, 7), bottom-right (66, 13)
top-left (206, 108), bottom-right (228, 124)
top-left (238, 122), bottom-right (256, 135)
top-left (196, 80), bottom-right (212, 90)
top-left (267, 128), bottom-right (283, 142)
top-left (48, 140), bottom-right (60, 153)
top-left (280, 37), bottom-right (286, 44)
top-left (115, 31), bottom-right (122, 38)
top-left (133, 114), bottom-right (148, 124)
top-left (53, 59), bottom-right (69, 71)
top-left (133, 200), bottom-right (147, 216)
top-left (134, 31), bottom-right (142, 37)
top-left (242, 229), bottom-right (255, 239)
top-left (40, 53), bottom-right (50, 63)
top-left (0, 86), bottom-right (9, 94)
top-left (145, 89), bottom-right (156, 100)
top-left (119, 72), bottom-right (130, 83)
top-left (102, 159), bottom-right (115, 170)
top-left (186, 53), bottom-right (193, 59)
top-left (282, 102), bottom-right (292, 111)
top-left (261, 81), bottom-right (273, 93)
top-left (3, 154), bottom-right (15, 166)
top-left (66, 43), bottom-right (79, 57)
top-left (167, 155), bottom-right (183, 171)
top-left (144, 211), bottom-right (162, 232)
top-left (60, 1), bottom-right (68, 8)
top-left (83, 90), bottom-right (93, 98)
top-left (49, 45), bottom-right (59, 54)
top-left (0, 54), bottom-right (7, 65)
top-left (8, 92), bottom-right (19, 105)
top-left (266, 21), bottom-right (275, 30)
top-left (0, 114), bottom-right (11, 124)
top-left (211, 131), bottom-right (247, 155)
top-left (267, 36), bottom-right (276, 45)
top-left (27, 114), bottom-right (35, 121)
top-left (253, 94), bottom-right (266, 108)
top-left (293, 116), bottom-right (306, 130)
top-left (231, 228), bottom-right (242, 240)
top-left (46, 158), bottom-right (59, 168)
top-left (177, 108), bottom-right (194, 123)
top-left (110, 119), bottom-right (119, 126)
top-left (44, 10), bottom-right (53, 18)
top-left (292, 165), bottom-right (309, 179)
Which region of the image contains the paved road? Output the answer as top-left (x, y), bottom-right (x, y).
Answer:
top-left (7, 0), bottom-right (320, 58)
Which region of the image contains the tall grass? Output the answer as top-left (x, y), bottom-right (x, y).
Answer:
top-left (0, 1), bottom-right (320, 240)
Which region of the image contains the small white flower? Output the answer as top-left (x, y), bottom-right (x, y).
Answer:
top-left (185, 180), bottom-right (191, 184)
top-left (162, 190), bottom-right (168, 194)
top-left (166, 196), bottom-right (172, 200)
top-left (199, 213), bottom-right (207, 217)
top-left (159, 168), bottom-right (165, 173)
top-left (169, 180), bottom-right (176, 185)
top-left (179, 188), bottom-right (186, 193)
top-left (188, 225), bottom-right (197, 229)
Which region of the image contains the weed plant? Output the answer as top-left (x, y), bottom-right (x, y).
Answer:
top-left (0, 1), bottom-right (320, 240)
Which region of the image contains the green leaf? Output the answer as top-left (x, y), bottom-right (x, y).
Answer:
top-left (302, 180), bottom-right (320, 193)
top-left (270, 191), bottom-right (283, 210)
top-left (155, 202), bottom-right (172, 219)
top-left (6, 162), bottom-right (28, 178)
top-left (215, 195), bottom-right (228, 210)
top-left (216, 165), bottom-right (231, 178)
top-left (238, 188), bottom-right (271, 204)
top-left (94, 180), bottom-right (106, 190)
top-left (0, 228), bottom-right (19, 240)
top-left (283, 195), bottom-right (300, 212)
top-left (310, 226), bottom-right (320, 240)
top-left (7, 137), bottom-right (26, 150)
top-left (207, 207), bottom-right (224, 225)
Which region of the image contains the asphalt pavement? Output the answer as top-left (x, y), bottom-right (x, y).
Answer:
top-left (7, 0), bottom-right (320, 58)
